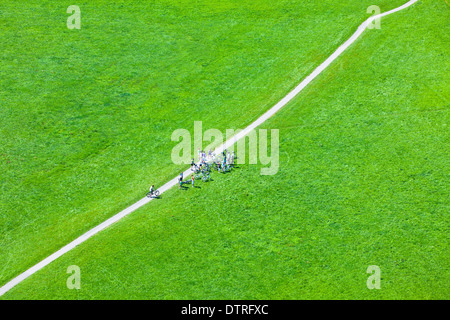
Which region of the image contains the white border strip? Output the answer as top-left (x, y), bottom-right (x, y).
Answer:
top-left (0, 0), bottom-right (417, 297)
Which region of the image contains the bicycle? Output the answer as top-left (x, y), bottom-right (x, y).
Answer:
top-left (201, 172), bottom-right (212, 182)
top-left (146, 190), bottom-right (160, 198)
top-left (194, 172), bottom-right (203, 180)
top-left (209, 162), bottom-right (218, 171)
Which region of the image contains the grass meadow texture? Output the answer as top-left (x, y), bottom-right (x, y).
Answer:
top-left (0, 0), bottom-right (408, 288)
top-left (1, 0), bottom-right (448, 299)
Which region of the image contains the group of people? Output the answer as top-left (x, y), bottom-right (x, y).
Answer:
top-left (198, 149), bottom-right (214, 163)
top-left (195, 149), bottom-right (235, 169)
top-left (177, 170), bottom-right (198, 189)
top-left (149, 149), bottom-right (237, 194)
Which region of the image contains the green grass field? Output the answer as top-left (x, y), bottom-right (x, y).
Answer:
top-left (1, 0), bottom-right (448, 299)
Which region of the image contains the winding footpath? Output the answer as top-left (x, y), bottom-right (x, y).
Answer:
top-left (0, 0), bottom-right (418, 297)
